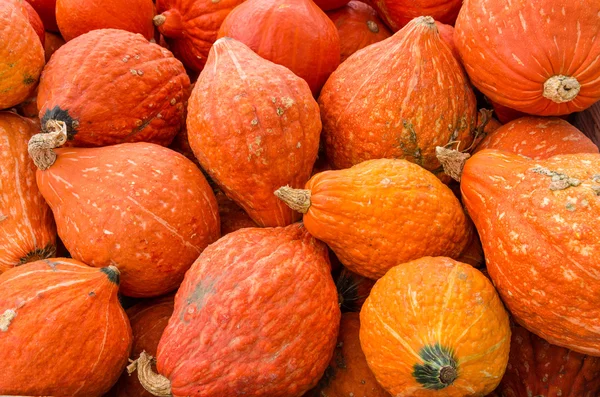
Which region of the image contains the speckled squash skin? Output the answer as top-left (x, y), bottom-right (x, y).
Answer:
top-left (188, 38), bottom-right (321, 227)
top-left (498, 324), bottom-right (600, 397)
top-left (27, 0), bottom-right (58, 31)
top-left (215, 188), bottom-right (258, 235)
top-left (367, 0), bottom-right (462, 31)
top-left (0, 1), bottom-right (44, 110)
top-left (327, 1), bottom-right (392, 63)
top-left (37, 29), bottom-right (190, 147)
top-left (455, 0), bottom-right (600, 116)
top-left (319, 17), bottom-right (477, 174)
top-left (0, 113), bottom-right (56, 273)
top-left (360, 257), bottom-right (511, 396)
top-left (156, 224), bottom-right (341, 396)
top-left (475, 117), bottom-right (599, 158)
top-left (155, 0), bottom-right (246, 72)
top-left (0, 258), bottom-right (132, 396)
top-left (217, 0), bottom-right (340, 95)
top-left (35, 143), bottom-right (220, 297)
top-left (461, 150), bottom-right (600, 354)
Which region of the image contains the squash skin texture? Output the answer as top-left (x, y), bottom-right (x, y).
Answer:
top-left (0, 112), bottom-right (56, 273)
top-left (0, 258), bottom-right (132, 396)
top-left (360, 257), bottom-right (510, 396)
top-left (157, 224), bottom-right (340, 397)
top-left (367, 0), bottom-right (462, 31)
top-left (21, 0), bottom-right (45, 46)
top-left (36, 143), bottom-right (220, 297)
top-left (461, 150), bottom-right (600, 354)
top-left (37, 29), bottom-right (190, 147)
top-left (27, 0), bottom-right (58, 31)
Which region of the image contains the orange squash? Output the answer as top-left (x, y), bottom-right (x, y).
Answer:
top-left (0, 258), bottom-right (132, 396)
top-left (27, 0), bottom-right (58, 31)
top-left (0, 112), bottom-right (56, 273)
top-left (367, 0), bottom-right (462, 31)
top-left (188, 38), bottom-right (321, 227)
top-left (360, 257), bottom-right (511, 396)
top-left (37, 29), bottom-right (190, 147)
top-left (276, 158), bottom-right (472, 279)
top-left (319, 16), bottom-right (477, 175)
top-left (435, 21), bottom-right (460, 62)
top-left (44, 31), bottom-right (66, 62)
top-left (22, 0), bottom-right (45, 46)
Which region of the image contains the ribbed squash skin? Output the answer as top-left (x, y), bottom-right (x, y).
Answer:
top-left (455, 0), bottom-right (600, 116)
top-left (0, 258), bottom-right (132, 396)
top-left (0, 112), bottom-right (56, 273)
top-left (27, 0), bottom-right (58, 31)
top-left (367, 0), bottom-right (462, 31)
top-left (157, 224), bottom-right (340, 396)
top-left (360, 257), bottom-right (510, 396)
top-left (37, 29), bottom-right (190, 147)
top-left (319, 17), bottom-right (476, 174)
top-left (188, 38), bottom-right (321, 227)
top-left (461, 150), bottom-right (600, 354)
top-left (36, 143), bottom-right (220, 297)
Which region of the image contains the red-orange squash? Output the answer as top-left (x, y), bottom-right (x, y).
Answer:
top-left (56, 0), bottom-right (155, 41)
top-left (27, 0), bottom-right (57, 31)
top-left (0, 112), bottom-right (56, 273)
top-left (30, 125), bottom-right (220, 297)
top-left (188, 38), bottom-right (321, 227)
top-left (455, 0), bottom-right (600, 116)
top-left (140, 224), bottom-right (340, 396)
top-left (0, 1), bottom-right (45, 110)
top-left (327, 1), bottom-right (392, 63)
top-left (44, 31), bottom-right (65, 62)
top-left (461, 150), bottom-right (600, 354)
top-left (215, 188), bottom-right (258, 235)
top-left (22, 0), bottom-right (45, 46)
top-left (336, 267), bottom-right (376, 312)
top-left (275, 158), bottom-right (472, 279)
top-left (314, 0), bottom-right (349, 11)
top-left (319, 16), bottom-right (477, 175)
top-left (435, 21), bottom-right (459, 62)
top-left (0, 258), bottom-right (132, 396)
top-left (218, 0), bottom-right (340, 95)
top-left (37, 29), bottom-right (190, 147)
top-left (154, 0), bottom-right (246, 73)
top-left (367, 0), bottom-right (462, 31)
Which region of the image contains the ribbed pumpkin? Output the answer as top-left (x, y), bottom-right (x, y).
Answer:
top-left (460, 149), bottom-right (600, 354)
top-left (435, 21), bottom-right (459, 62)
top-left (455, 0), bottom-right (600, 116)
top-left (188, 38), bottom-right (321, 227)
top-left (327, 1), bottom-right (392, 63)
top-left (0, 258), bottom-right (132, 396)
top-left (37, 29), bottom-right (190, 147)
top-left (215, 188), bottom-right (258, 235)
top-left (29, 123), bottom-right (220, 297)
top-left (154, 0), bottom-right (246, 73)
top-left (314, 0), bottom-right (349, 11)
top-left (475, 117), bottom-right (599, 158)
top-left (217, 0), bottom-right (340, 95)
top-left (22, 0), bottom-right (45, 46)
top-left (360, 257), bottom-right (511, 396)
top-left (319, 16), bottom-right (477, 175)
top-left (0, 1), bottom-right (45, 110)
top-left (367, 0), bottom-right (462, 31)
top-left (56, 0), bottom-right (155, 41)
top-left (336, 267), bottom-right (375, 312)
top-left (0, 112), bottom-right (56, 273)
top-left (44, 31), bottom-right (65, 62)
top-left (27, 0), bottom-right (57, 31)
top-left (135, 224), bottom-right (340, 397)
top-left (275, 158), bottom-right (472, 279)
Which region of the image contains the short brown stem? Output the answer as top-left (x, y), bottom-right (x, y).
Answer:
top-left (436, 146), bottom-right (471, 182)
top-left (28, 120), bottom-right (68, 170)
top-left (366, 20), bottom-right (379, 33)
top-left (153, 14), bottom-right (166, 27)
top-left (439, 365), bottom-right (457, 385)
top-left (134, 351), bottom-right (172, 397)
top-left (274, 186), bottom-right (312, 214)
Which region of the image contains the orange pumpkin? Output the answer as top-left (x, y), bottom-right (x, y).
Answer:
top-left (37, 29), bottom-right (190, 147)
top-left (435, 21), bottom-right (460, 62)
top-left (215, 188), bottom-right (258, 235)
top-left (275, 158), bottom-right (472, 279)
top-left (360, 257), bottom-right (511, 395)
top-left (188, 38), bottom-right (321, 227)
top-left (319, 16), bottom-right (477, 175)
top-left (44, 32), bottom-right (65, 62)
top-left (0, 112), bottom-right (56, 273)
top-left (0, 258), bottom-right (132, 396)
top-left (367, 0), bottom-right (462, 31)
top-left (455, 0), bottom-right (600, 116)
top-left (27, 0), bottom-right (58, 31)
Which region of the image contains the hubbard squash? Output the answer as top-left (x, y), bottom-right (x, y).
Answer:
top-left (29, 122), bottom-right (220, 297)
top-left (435, 21), bottom-right (459, 62)
top-left (44, 31), bottom-right (65, 62)
top-left (275, 158), bottom-right (472, 279)
top-left (37, 29), bottom-right (190, 147)
top-left (574, 101), bottom-right (600, 149)
top-left (0, 258), bottom-right (132, 396)
top-left (27, 0), bottom-right (57, 31)
top-left (187, 38), bottom-right (321, 227)
top-left (367, 0), bottom-right (462, 31)
top-left (0, 112), bottom-right (56, 273)
top-left (455, 0), bottom-right (600, 116)
top-left (360, 257), bottom-right (511, 396)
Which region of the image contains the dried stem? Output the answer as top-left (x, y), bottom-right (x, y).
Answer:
top-left (134, 351), bottom-right (172, 397)
top-left (436, 146), bottom-right (471, 182)
top-left (28, 120), bottom-right (68, 170)
top-left (543, 75), bottom-right (580, 104)
top-left (274, 186), bottom-right (312, 214)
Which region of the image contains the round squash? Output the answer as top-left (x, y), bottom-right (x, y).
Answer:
top-left (275, 158), bottom-right (473, 279)
top-left (367, 0), bottom-right (462, 31)
top-left (327, 1), bottom-right (392, 63)
top-left (37, 29), bottom-right (190, 147)
top-left (435, 21), bottom-right (459, 62)
top-left (56, 0), bottom-right (155, 41)
top-left (217, 0), bottom-right (340, 95)
top-left (44, 31), bottom-right (66, 63)
top-left (27, 0), bottom-right (58, 31)
top-left (455, 0), bottom-right (600, 116)
top-left (336, 267), bottom-right (375, 312)
top-left (319, 16), bottom-right (477, 175)
top-left (188, 38), bottom-right (321, 227)
top-left (0, 112), bottom-right (56, 273)
top-left (360, 256), bottom-right (511, 396)
top-left (0, 258), bottom-right (132, 396)
top-left (22, 0), bottom-right (45, 46)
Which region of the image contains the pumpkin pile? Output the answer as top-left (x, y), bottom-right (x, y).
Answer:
top-left (1, 0), bottom-right (599, 395)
